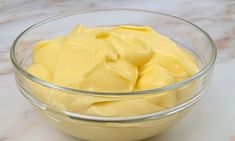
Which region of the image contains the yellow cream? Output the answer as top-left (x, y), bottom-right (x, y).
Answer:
top-left (28, 25), bottom-right (199, 117)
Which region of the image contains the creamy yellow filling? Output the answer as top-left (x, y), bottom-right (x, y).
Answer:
top-left (28, 25), bottom-right (199, 117)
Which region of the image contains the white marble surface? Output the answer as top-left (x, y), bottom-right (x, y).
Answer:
top-left (0, 0), bottom-right (235, 141)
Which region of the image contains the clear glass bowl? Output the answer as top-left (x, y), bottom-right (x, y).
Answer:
top-left (10, 9), bottom-right (216, 141)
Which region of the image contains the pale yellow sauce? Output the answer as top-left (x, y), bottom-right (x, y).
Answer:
top-left (28, 25), bottom-right (198, 117)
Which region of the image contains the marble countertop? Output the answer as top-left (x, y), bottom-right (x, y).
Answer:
top-left (0, 0), bottom-right (235, 141)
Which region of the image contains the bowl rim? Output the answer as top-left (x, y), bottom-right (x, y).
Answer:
top-left (10, 8), bottom-right (217, 96)
top-left (10, 8), bottom-right (216, 122)
top-left (17, 78), bottom-right (208, 122)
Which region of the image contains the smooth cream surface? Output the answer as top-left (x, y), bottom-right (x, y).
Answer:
top-left (28, 25), bottom-right (199, 117)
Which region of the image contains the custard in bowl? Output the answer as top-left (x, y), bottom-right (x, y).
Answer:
top-left (11, 9), bottom-right (216, 141)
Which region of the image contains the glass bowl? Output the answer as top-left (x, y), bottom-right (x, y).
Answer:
top-left (10, 9), bottom-right (216, 141)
